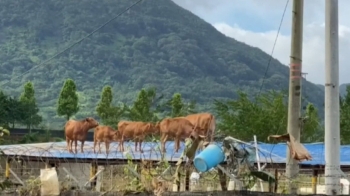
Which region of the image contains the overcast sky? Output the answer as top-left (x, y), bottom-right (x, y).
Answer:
top-left (172, 0), bottom-right (350, 85)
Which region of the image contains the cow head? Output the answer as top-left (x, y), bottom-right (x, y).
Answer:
top-left (154, 121), bottom-right (161, 132)
top-left (84, 117), bottom-right (99, 128)
top-left (113, 130), bottom-right (121, 141)
top-left (192, 124), bottom-right (206, 137)
top-left (190, 130), bottom-right (206, 141)
top-left (147, 122), bottom-right (159, 134)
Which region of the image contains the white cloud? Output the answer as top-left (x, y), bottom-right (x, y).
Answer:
top-left (173, 0), bottom-right (350, 84)
top-left (213, 22), bottom-right (350, 85)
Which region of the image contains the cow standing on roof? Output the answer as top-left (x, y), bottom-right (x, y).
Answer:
top-left (64, 117), bottom-right (99, 153)
top-left (158, 117), bottom-right (205, 153)
top-left (93, 125), bottom-right (121, 154)
top-left (117, 121), bottom-right (158, 153)
top-left (184, 112), bottom-right (216, 142)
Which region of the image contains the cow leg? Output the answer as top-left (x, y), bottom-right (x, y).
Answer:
top-left (134, 139), bottom-right (138, 152)
top-left (139, 139), bottom-right (143, 153)
top-left (98, 141), bottom-right (102, 153)
top-left (121, 138), bottom-right (125, 152)
top-left (74, 140), bottom-right (78, 154)
top-left (69, 140), bottom-right (73, 153)
top-left (106, 141), bottom-right (110, 155)
top-left (175, 138), bottom-right (180, 153)
top-left (81, 140), bottom-right (85, 153)
top-left (93, 141), bottom-right (97, 154)
top-left (116, 141), bottom-right (121, 152)
top-left (70, 140), bottom-right (74, 153)
top-left (160, 135), bottom-right (168, 153)
top-left (66, 137), bottom-right (70, 152)
top-left (67, 139), bottom-right (72, 153)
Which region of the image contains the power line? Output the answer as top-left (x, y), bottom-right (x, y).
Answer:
top-left (256, 0), bottom-right (290, 97)
top-left (0, 0), bottom-right (143, 88)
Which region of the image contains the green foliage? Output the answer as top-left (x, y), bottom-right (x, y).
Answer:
top-left (96, 85), bottom-right (113, 123)
top-left (126, 87), bottom-right (162, 122)
top-left (0, 127), bottom-right (10, 136)
top-left (18, 132), bottom-right (40, 144)
top-left (170, 93), bottom-right (184, 117)
top-left (0, 0), bottom-right (325, 128)
top-left (96, 85), bottom-right (125, 127)
top-left (166, 93), bottom-right (196, 117)
top-left (57, 79), bottom-right (79, 120)
top-left (0, 127), bottom-right (10, 145)
top-left (19, 82), bottom-right (42, 131)
top-left (214, 90), bottom-right (321, 142)
top-left (340, 85), bottom-right (350, 144)
top-left (301, 103), bottom-right (322, 142)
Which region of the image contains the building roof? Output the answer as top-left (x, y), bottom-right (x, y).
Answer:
top-left (0, 141), bottom-right (348, 166)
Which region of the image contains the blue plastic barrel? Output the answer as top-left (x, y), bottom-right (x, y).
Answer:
top-left (193, 144), bottom-right (225, 172)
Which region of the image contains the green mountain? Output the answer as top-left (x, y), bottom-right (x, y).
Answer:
top-left (0, 0), bottom-right (324, 128)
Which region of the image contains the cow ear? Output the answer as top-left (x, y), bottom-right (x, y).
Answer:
top-left (85, 118), bottom-right (90, 122)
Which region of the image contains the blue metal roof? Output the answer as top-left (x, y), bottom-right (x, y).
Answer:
top-left (0, 141), bottom-right (282, 163)
top-left (253, 142), bottom-right (350, 166)
top-left (0, 141), bottom-right (348, 166)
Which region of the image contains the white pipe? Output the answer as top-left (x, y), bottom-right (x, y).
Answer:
top-left (254, 135), bottom-right (264, 192)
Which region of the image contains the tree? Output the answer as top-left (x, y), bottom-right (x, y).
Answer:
top-left (127, 87), bottom-right (162, 122)
top-left (6, 96), bottom-right (26, 128)
top-left (215, 90), bottom-right (321, 143)
top-left (214, 90), bottom-right (288, 141)
top-left (301, 103), bottom-right (322, 142)
top-left (96, 85), bottom-right (124, 126)
top-left (170, 93), bottom-right (184, 117)
top-left (167, 93), bottom-right (196, 117)
top-left (57, 79), bottom-right (79, 120)
top-left (0, 91), bottom-right (25, 128)
top-left (19, 82), bottom-right (42, 132)
top-left (0, 91), bottom-right (9, 127)
top-left (96, 85), bottom-right (113, 121)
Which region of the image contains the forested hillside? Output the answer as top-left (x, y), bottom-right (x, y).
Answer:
top-left (0, 0), bottom-right (324, 127)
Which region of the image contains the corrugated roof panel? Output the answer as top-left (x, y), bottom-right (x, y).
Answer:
top-left (2, 141), bottom-right (346, 166)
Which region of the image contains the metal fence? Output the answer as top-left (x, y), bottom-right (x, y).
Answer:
top-left (0, 144), bottom-right (346, 195)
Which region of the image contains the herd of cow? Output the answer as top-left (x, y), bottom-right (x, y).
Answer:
top-left (64, 112), bottom-right (216, 154)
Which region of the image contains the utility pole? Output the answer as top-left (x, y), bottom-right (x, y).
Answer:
top-left (286, 0), bottom-right (303, 194)
top-left (300, 72), bottom-right (308, 136)
top-left (325, 0), bottom-right (341, 194)
top-left (301, 72), bottom-right (308, 108)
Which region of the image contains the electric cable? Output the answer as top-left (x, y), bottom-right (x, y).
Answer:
top-left (256, 0), bottom-right (290, 97)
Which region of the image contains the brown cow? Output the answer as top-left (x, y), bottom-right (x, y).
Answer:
top-left (93, 125), bottom-right (121, 154)
top-left (159, 117), bottom-right (205, 153)
top-left (117, 121), bottom-right (157, 152)
top-left (184, 113), bottom-right (216, 142)
top-left (64, 117), bottom-right (99, 153)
